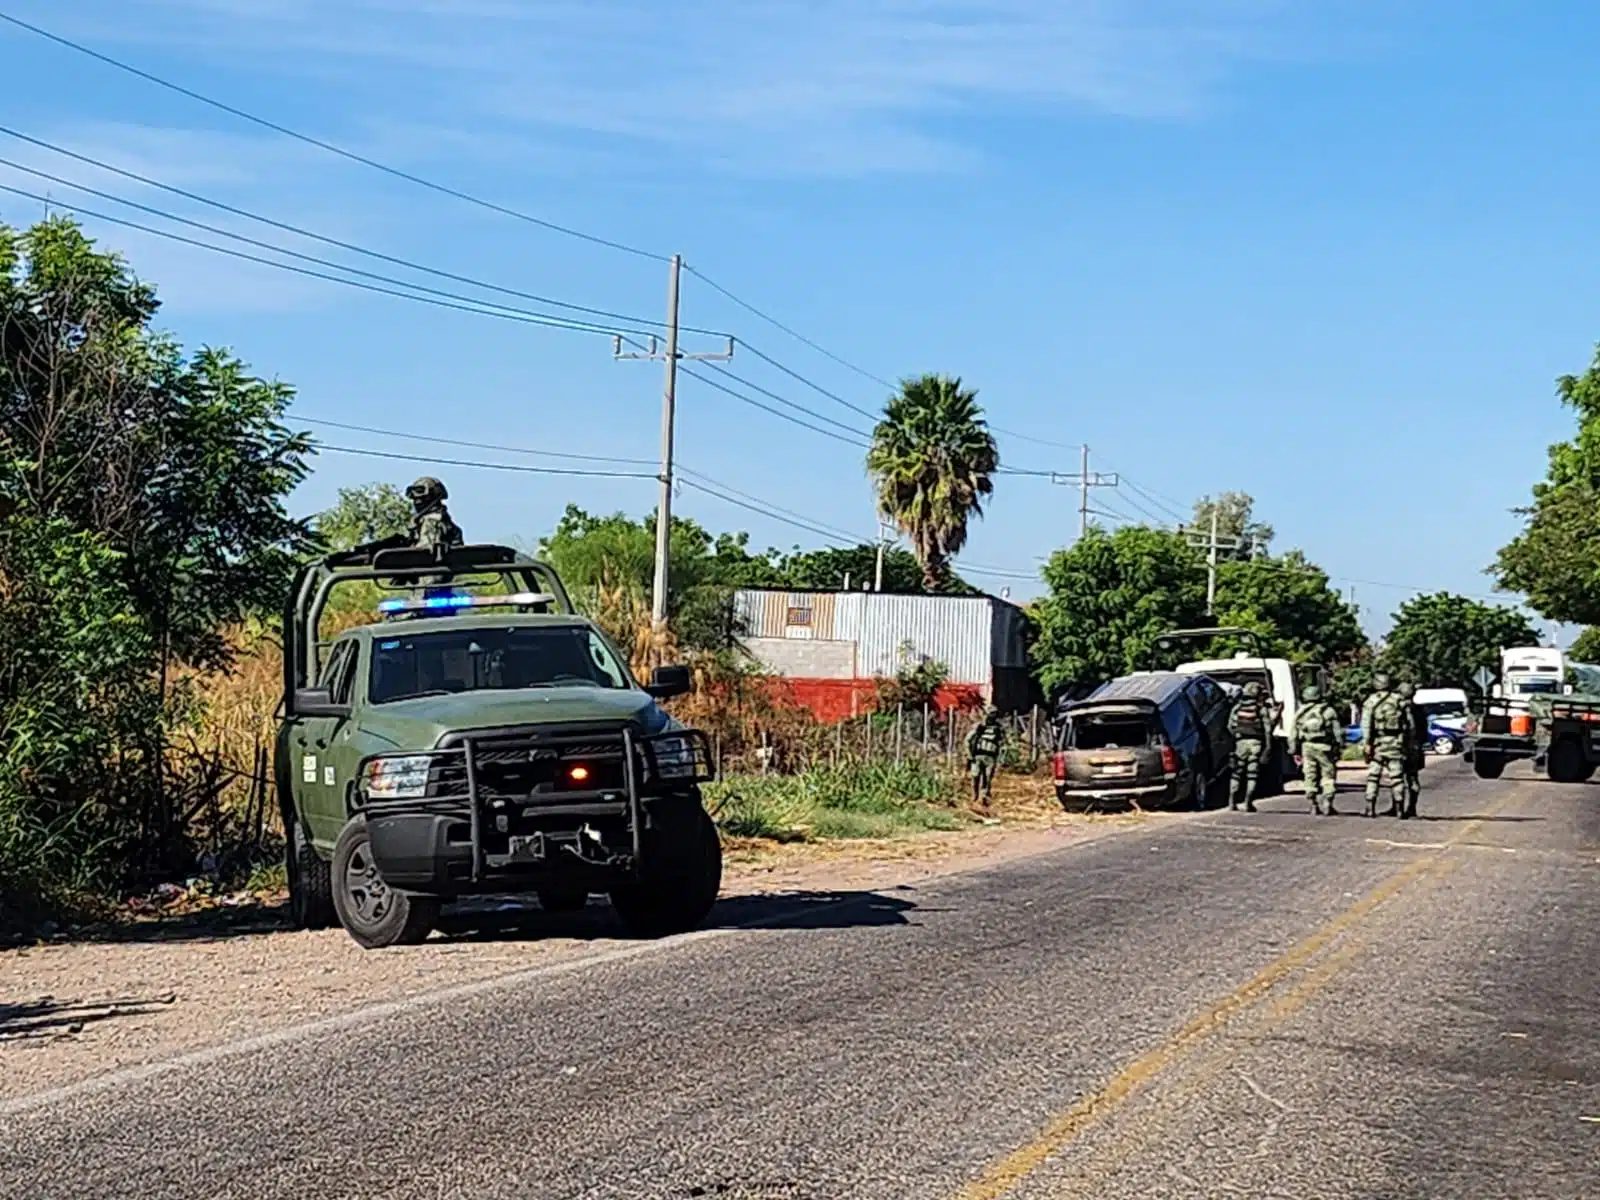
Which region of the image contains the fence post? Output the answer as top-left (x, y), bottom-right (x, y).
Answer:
top-left (947, 707), bottom-right (955, 767)
top-left (1030, 705), bottom-right (1040, 768)
top-left (895, 703), bottom-right (904, 764)
top-left (922, 702), bottom-right (930, 756)
top-left (834, 721), bottom-right (842, 769)
top-left (761, 729), bottom-right (770, 775)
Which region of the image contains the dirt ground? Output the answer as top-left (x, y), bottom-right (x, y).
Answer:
top-left (0, 778), bottom-right (1164, 1104)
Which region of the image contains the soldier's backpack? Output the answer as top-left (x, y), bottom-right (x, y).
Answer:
top-left (1370, 692), bottom-right (1405, 738)
top-left (1233, 696), bottom-right (1265, 739)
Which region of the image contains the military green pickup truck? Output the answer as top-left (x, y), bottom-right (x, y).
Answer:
top-left (274, 539), bottom-right (721, 949)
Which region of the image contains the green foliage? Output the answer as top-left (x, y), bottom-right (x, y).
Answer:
top-left (1328, 648), bottom-right (1378, 716)
top-left (710, 760), bottom-right (964, 841)
top-left (0, 509), bottom-right (158, 900)
top-left (866, 374), bottom-right (999, 590)
top-left (874, 644), bottom-right (951, 709)
top-left (1190, 491), bottom-right (1274, 556)
top-left (1213, 550), bottom-right (1365, 665)
top-left (1383, 592), bottom-right (1539, 693)
top-left (1031, 526), bottom-right (1207, 692)
top-left (1567, 626), bottom-right (1600, 663)
top-left (0, 217), bottom-right (314, 905)
top-left (777, 543), bottom-right (976, 595)
top-left (314, 482), bottom-right (411, 551)
top-left (1494, 345), bottom-right (1600, 624)
top-left (1031, 522), bottom-right (1365, 697)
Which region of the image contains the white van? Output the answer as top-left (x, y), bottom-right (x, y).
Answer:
top-left (1413, 686), bottom-right (1470, 752)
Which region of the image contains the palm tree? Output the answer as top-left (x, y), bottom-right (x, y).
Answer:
top-left (866, 373), bottom-right (999, 591)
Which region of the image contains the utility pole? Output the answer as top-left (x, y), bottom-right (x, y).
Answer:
top-left (1049, 445), bottom-right (1120, 537)
top-left (613, 254), bottom-right (734, 625)
top-left (1179, 495), bottom-right (1247, 615)
top-left (874, 519), bottom-right (893, 591)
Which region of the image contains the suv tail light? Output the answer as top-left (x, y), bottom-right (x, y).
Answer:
top-left (1160, 745), bottom-right (1179, 774)
top-left (1051, 751), bottom-right (1066, 781)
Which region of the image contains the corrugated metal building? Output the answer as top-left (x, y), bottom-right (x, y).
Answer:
top-left (732, 588), bottom-right (1031, 719)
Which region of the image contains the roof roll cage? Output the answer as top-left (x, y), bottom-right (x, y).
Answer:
top-left (282, 539), bottom-right (579, 711)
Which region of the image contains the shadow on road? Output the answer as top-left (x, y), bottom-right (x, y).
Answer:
top-left (0, 995), bottom-right (175, 1042)
top-left (1416, 815), bottom-right (1546, 823)
top-left (9, 887), bottom-right (924, 950)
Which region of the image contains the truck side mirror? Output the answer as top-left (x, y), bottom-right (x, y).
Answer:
top-left (293, 687), bottom-right (350, 719)
top-left (645, 664), bottom-right (692, 700)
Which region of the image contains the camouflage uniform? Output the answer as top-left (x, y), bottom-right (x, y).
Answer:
top-left (1398, 681), bottom-right (1425, 819)
top-left (1227, 682), bottom-right (1272, 813)
top-left (405, 476), bottom-right (463, 554)
top-left (1292, 683), bottom-right (1342, 816)
top-left (966, 707), bottom-right (1004, 809)
top-left (1360, 673), bottom-right (1414, 819)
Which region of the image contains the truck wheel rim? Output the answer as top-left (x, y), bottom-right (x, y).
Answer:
top-left (345, 844), bottom-right (390, 923)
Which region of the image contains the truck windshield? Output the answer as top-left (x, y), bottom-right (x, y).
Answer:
top-left (369, 626), bottom-right (631, 704)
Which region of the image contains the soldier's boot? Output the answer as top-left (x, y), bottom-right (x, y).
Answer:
top-left (1364, 790), bottom-right (1378, 818)
top-left (1309, 796), bottom-right (1324, 816)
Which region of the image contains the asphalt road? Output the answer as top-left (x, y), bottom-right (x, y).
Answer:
top-left (4, 759), bottom-right (1597, 1199)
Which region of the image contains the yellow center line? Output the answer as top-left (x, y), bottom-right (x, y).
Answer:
top-left (953, 814), bottom-right (1492, 1200)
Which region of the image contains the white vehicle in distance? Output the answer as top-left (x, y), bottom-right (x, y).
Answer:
top-left (1414, 686), bottom-right (1470, 755)
top-left (1498, 646), bottom-right (1565, 707)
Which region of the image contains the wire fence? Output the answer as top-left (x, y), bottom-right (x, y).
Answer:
top-left (710, 704), bottom-right (1054, 778)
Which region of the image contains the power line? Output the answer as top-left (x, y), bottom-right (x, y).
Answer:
top-left (675, 465), bottom-right (871, 545)
top-left (314, 443), bottom-right (657, 479)
top-left (735, 340), bottom-right (881, 422)
top-left (683, 262), bottom-right (895, 390)
top-left (297, 416), bottom-right (658, 468)
top-left (0, 126), bottom-right (718, 336)
top-left (676, 362), bottom-right (872, 448)
top-left (0, 10), bottom-right (665, 262)
top-left (701, 361), bottom-right (873, 440)
top-left (0, 181), bottom-right (637, 337)
top-left (676, 477), bottom-right (862, 547)
top-left (0, 163), bottom-right (655, 339)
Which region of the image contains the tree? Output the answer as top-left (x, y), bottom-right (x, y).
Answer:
top-left (1213, 551), bottom-right (1365, 665)
top-left (1189, 491), bottom-right (1273, 557)
top-left (1494, 345), bottom-right (1600, 624)
top-left (1383, 593), bottom-right (1538, 693)
top-left (775, 543), bottom-right (976, 595)
top-left (1031, 526), bottom-right (1208, 694)
top-left (1568, 626), bottom-right (1600, 663)
top-left (0, 217), bottom-right (313, 899)
top-left (315, 482), bottom-right (411, 551)
top-left (866, 373), bottom-right (999, 590)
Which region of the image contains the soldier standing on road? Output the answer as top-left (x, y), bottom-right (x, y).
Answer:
top-left (1398, 681), bottom-right (1426, 819)
top-left (405, 476), bottom-right (463, 553)
top-left (1228, 682), bottom-right (1272, 813)
top-left (1291, 683), bottom-right (1342, 817)
top-left (1360, 672), bottom-right (1414, 819)
top-left (966, 706), bottom-right (1005, 811)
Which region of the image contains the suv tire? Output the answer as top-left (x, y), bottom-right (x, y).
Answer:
top-left (610, 806), bottom-right (722, 938)
top-left (331, 816), bottom-right (438, 949)
top-left (1472, 753), bottom-right (1506, 780)
top-left (286, 816), bottom-right (336, 930)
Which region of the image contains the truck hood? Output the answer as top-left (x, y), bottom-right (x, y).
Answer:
top-left (361, 687), bottom-right (663, 748)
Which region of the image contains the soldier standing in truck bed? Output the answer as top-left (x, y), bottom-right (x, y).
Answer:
top-left (405, 476), bottom-right (463, 553)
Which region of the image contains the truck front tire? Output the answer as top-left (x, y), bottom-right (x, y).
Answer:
top-left (610, 807), bottom-right (722, 938)
top-left (331, 816), bottom-right (439, 949)
top-left (286, 816), bottom-right (336, 930)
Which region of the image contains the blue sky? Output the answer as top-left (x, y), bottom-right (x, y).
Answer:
top-left (0, 1), bottom-right (1594, 638)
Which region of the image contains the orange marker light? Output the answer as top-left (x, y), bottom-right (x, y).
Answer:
top-left (568, 765), bottom-right (591, 783)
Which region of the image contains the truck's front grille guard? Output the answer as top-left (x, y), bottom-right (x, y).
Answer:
top-left (352, 728), bottom-right (715, 882)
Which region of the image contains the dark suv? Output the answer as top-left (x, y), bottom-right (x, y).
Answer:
top-left (1052, 672), bottom-right (1233, 810)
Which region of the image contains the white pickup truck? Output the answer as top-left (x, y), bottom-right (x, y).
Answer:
top-left (1156, 627), bottom-right (1328, 798)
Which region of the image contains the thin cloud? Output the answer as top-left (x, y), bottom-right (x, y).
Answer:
top-left (29, 0), bottom-right (1331, 176)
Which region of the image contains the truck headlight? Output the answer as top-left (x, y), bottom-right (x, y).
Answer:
top-left (362, 755), bottom-right (432, 799)
top-left (649, 734), bottom-right (698, 780)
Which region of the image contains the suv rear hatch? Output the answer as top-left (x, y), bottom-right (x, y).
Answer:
top-left (1054, 701), bottom-right (1174, 792)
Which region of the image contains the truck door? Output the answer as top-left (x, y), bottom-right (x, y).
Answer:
top-left (288, 640), bottom-right (359, 848)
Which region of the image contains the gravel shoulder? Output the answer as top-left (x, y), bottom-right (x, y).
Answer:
top-left (0, 780), bottom-right (1158, 1104)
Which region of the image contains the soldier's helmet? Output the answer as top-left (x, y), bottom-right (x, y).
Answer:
top-left (1397, 681), bottom-right (1416, 699)
top-left (1243, 681), bottom-right (1262, 698)
top-left (405, 476), bottom-right (448, 506)
top-left (1302, 684), bottom-right (1321, 701)
top-left (1372, 671), bottom-right (1393, 691)
top-left (984, 704), bottom-right (1000, 720)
